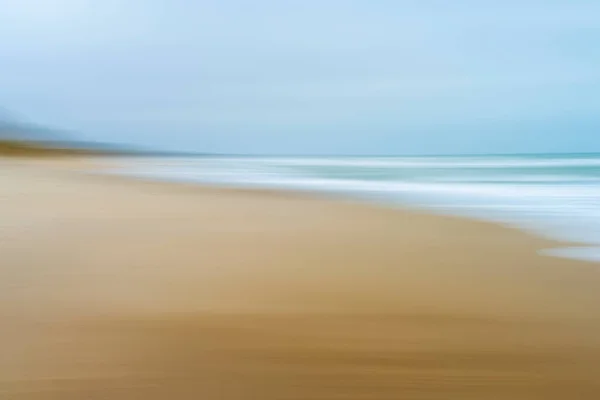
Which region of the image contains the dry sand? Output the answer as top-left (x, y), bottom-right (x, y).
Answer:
top-left (1, 160), bottom-right (600, 399)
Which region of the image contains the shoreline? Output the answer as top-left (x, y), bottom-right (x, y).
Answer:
top-left (105, 157), bottom-right (598, 262)
top-left (11, 154), bottom-right (600, 262)
top-left (2, 158), bottom-right (600, 399)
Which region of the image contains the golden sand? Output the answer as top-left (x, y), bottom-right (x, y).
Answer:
top-left (1, 160), bottom-right (599, 399)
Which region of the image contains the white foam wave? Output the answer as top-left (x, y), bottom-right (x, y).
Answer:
top-left (260, 156), bottom-right (600, 169)
top-left (117, 155), bottom-right (600, 262)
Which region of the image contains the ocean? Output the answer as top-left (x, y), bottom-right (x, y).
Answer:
top-left (119, 153), bottom-right (600, 262)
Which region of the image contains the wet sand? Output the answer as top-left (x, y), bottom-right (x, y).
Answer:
top-left (1, 160), bottom-right (600, 399)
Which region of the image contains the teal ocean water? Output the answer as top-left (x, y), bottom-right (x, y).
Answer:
top-left (121, 153), bottom-right (600, 262)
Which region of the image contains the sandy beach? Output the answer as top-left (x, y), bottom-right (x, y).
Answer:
top-left (2, 159), bottom-right (600, 399)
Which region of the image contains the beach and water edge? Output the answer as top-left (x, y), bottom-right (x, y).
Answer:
top-left (119, 153), bottom-right (600, 262)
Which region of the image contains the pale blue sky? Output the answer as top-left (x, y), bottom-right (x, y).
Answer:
top-left (1, 0), bottom-right (599, 154)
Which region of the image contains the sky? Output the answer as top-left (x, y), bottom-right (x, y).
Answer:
top-left (1, 0), bottom-right (600, 155)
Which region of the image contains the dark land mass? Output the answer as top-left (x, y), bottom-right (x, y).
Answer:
top-left (0, 115), bottom-right (208, 158)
